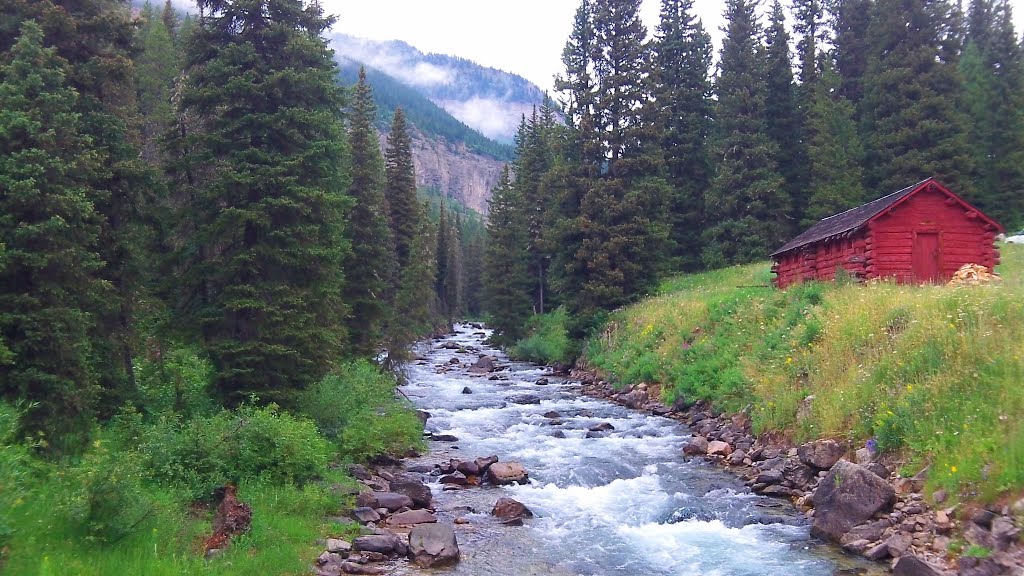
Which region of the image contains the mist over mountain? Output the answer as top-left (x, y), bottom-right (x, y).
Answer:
top-left (330, 33), bottom-right (548, 143)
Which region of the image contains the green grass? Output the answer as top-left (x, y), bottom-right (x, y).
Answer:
top-left (4, 474), bottom-right (355, 575)
top-left (587, 244), bottom-right (1024, 504)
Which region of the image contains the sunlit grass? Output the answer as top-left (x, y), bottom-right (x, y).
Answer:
top-left (588, 244), bottom-right (1024, 503)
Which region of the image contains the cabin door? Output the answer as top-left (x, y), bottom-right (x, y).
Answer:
top-left (912, 232), bottom-right (941, 283)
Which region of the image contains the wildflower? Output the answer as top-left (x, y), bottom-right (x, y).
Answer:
top-left (906, 385), bottom-right (913, 392)
top-left (786, 357), bottom-right (793, 364)
top-left (951, 466), bottom-right (958, 473)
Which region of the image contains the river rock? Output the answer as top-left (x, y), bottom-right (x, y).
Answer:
top-left (440, 472), bottom-right (469, 486)
top-left (373, 492), bottom-right (413, 512)
top-left (461, 386), bottom-right (472, 394)
top-left (589, 422), bottom-right (615, 432)
top-left (352, 507), bottom-right (381, 524)
top-left (456, 460), bottom-right (480, 476)
top-left (618, 390), bottom-right (648, 409)
top-left (474, 455), bottom-right (499, 472)
top-left (470, 356), bottom-right (495, 373)
top-left (389, 509), bottom-right (438, 525)
top-left (543, 411), bottom-right (562, 419)
top-left (491, 497), bottom-right (534, 520)
top-left (431, 434), bottom-right (459, 442)
top-left (892, 554), bottom-right (946, 576)
top-left (810, 460), bottom-right (896, 542)
top-left (991, 516), bottom-right (1020, 551)
top-left (706, 440), bottom-right (733, 456)
top-left (682, 436), bottom-right (709, 456)
top-left (352, 533), bottom-right (402, 555)
top-left (407, 524), bottom-right (460, 568)
top-left (535, 378), bottom-right (549, 385)
top-left (727, 450), bottom-right (747, 466)
top-left (840, 518), bottom-right (892, 546)
top-left (510, 395), bottom-right (541, 405)
top-left (388, 474), bottom-right (433, 509)
top-left (356, 493), bottom-right (379, 509)
top-left (798, 439), bottom-right (845, 470)
top-left (486, 461), bottom-right (528, 485)
top-left (339, 562), bottom-right (386, 575)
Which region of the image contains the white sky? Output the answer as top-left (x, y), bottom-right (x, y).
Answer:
top-left (326, 0), bottom-right (1024, 93)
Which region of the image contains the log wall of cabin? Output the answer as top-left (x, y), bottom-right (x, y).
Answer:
top-left (867, 185), bottom-right (999, 283)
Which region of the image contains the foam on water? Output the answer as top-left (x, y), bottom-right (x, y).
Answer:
top-left (397, 324), bottom-right (879, 576)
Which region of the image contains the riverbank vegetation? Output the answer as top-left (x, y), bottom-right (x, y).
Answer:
top-left (583, 243), bottom-right (1024, 503)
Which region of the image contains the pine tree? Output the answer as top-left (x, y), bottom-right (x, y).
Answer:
top-left (654, 0), bottom-right (714, 271)
top-left (960, 0), bottom-right (1024, 228)
top-left (162, 0), bottom-right (178, 39)
top-left (515, 106), bottom-right (556, 314)
top-left (861, 0), bottom-right (974, 195)
top-left (764, 0), bottom-right (807, 227)
top-left (828, 0), bottom-right (873, 108)
top-left (384, 108), bottom-right (420, 272)
top-left (136, 5), bottom-right (179, 164)
top-left (704, 0), bottom-right (789, 267)
top-left (793, 0), bottom-right (826, 89)
top-left (344, 68), bottom-right (395, 356)
top-left (435, 205), bottom-right (452, 317)
top-left (175, 0), bottom-right (351, 406)
top-left (0, 22), bottom-right (107, 445)
top-left (1, 0), bottom-right (150, 417)
top-left (803, 61), bottom-right (867, 226)
top-left (483, 167), bottom-right (532, 345)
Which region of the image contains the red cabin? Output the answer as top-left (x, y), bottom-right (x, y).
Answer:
top-left (771, 178), bottom-right (1003, 288)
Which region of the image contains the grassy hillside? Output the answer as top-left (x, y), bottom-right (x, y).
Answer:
top-left (585, 244), bottom-right (1024, 503)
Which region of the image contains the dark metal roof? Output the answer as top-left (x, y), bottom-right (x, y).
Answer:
top-left (770, 179), bottom-right (931, 258)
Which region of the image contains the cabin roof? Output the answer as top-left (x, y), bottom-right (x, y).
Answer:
top-left (770, 178), bottom-right (1001, 258)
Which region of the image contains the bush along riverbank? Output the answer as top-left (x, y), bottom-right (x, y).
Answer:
top-left (512, 244), bottom-right (1024, 574)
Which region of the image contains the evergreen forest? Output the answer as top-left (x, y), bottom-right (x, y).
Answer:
top-left (2, 0), bottom-right (1024, 572)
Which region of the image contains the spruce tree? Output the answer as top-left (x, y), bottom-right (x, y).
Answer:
top-left (384, 108), bottom-right (420, 272)
top-left (704, 0), bottom-right (789, 267)
top-left (803, 61), bottom-right (867, 226)
top-left (793, 0), bottom-right (826, 90)
top-left (175, 0), bottom-right (351, 405)
top-left (0, 22), bottom-right (107, 445)
top-left (344, 68), bottom-right (395, 356)
top-left (861, 0), bottom-right (974, 195)
top-left (483, 167), bottom-right (532, 345)
top-left (515, 107), bottom-right (556, 314)
top-left (135, 5), bottom-right (179, 165)
top-left (828, 0), bottom-right (873, 108)
top-left (1, 0), bottom-right (150, 416)
top-left (960, 0), bottom-right (1024, 227)
top-left (435, 205), bottom-right (452, 316)
top-left (654, 0), bottom-right (714, 271)
top-left (765, 0), bottom-right (807, 227)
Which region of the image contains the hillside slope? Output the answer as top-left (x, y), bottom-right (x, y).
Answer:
top-left (337, 63), bottom-right (508, 215)
top-left (585, 245), bottom-right (1024, 503)
top-left (330, 33), bottom-right (546, 143)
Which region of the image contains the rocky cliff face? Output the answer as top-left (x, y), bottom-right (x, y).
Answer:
top-left (379, 127), bottom-right (504, 216)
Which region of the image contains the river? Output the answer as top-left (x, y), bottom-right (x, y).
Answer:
top-left (397, 324), bottom-right (881, 576)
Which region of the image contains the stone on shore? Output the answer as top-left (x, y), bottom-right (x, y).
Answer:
top-left (407, 524), bottom-right (460, 568)
top-left (798, 439), bottom-right (845, 470)
top-left (491, 497), bottom-right (534, 521)
top-left (486, 461), bottom-right (528, 485)
top-left (810, 460), bottom-right (896, 542)
top-left (388, 474), bottom-right (433, 509)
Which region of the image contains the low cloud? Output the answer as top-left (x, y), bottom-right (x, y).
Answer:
top-left (438, 97), bottom-right (532, 143)
top-left (332, 35), bottom-right (454, 88)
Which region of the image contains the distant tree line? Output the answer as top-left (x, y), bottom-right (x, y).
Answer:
top-left (0, 0), bottom-right (480, 449)
top-left (483, 0), bottom-right (1024, 343)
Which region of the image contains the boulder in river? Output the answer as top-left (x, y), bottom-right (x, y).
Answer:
top-left (892, 554), bottom-right (947, 576)
top-left (810, 460), bottom-right (896, 542)
top-left (462, 386), bottom-right (472, 394)
top-left (492, 497), bottom-right (533, 521)
top-left (486, 461), bottom-right (529, 485)
top-left (407, 524), bottom-right (460, 568)
top-left (510, 395), bottom-right (541, 405)
top-left (456, 460), bottom-right (480, 476)
top-left (388, 474), bottom-right (432, 509)
top-left (469, 356), bottom-right (495, 373)
top-left (706, 440), bottom-right (733, 456)
top-left (798, 439), bottom-right (845, 470)
top-left (474, 455), bottom-right (499, 472)
top-left (589, 422), bottom-right (615, 432)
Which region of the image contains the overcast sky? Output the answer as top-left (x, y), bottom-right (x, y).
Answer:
top-left (172, 1), bottom-right (1024, 94)
top-left (326, 0), bottom-right (1024, 93)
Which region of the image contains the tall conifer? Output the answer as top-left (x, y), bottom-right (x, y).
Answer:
top-left (704, 0), bottom-right (789, 266)
top-left (0, 22), bottom-right (107, 444)
top-left (345, 68), bottom-right (395, 356)
top-left (175, 0), bottom-right (351, 405)
top-left (483, 167), bottom-right (532, 345)
top-left (765, 0), bottom-right (807, 225)
top-left (654, 0), bottom-right (713, 271)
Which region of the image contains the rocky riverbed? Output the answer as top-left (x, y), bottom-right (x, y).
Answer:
top-left (313, 324), bottom-right (1022, 575)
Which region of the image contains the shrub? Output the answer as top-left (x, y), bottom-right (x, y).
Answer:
top-left (299, 361), bottom-right (423, 461)
top-left (0, 402), bottom-right (36, 556)
top-left (60, 442), bottom-right (155, 543)
top-left (134, 345), bottom-right (215, 418)
top-left (133, 404), bottom-right (333, 500)
top-left (512, 308), bottom-right (576, 365)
